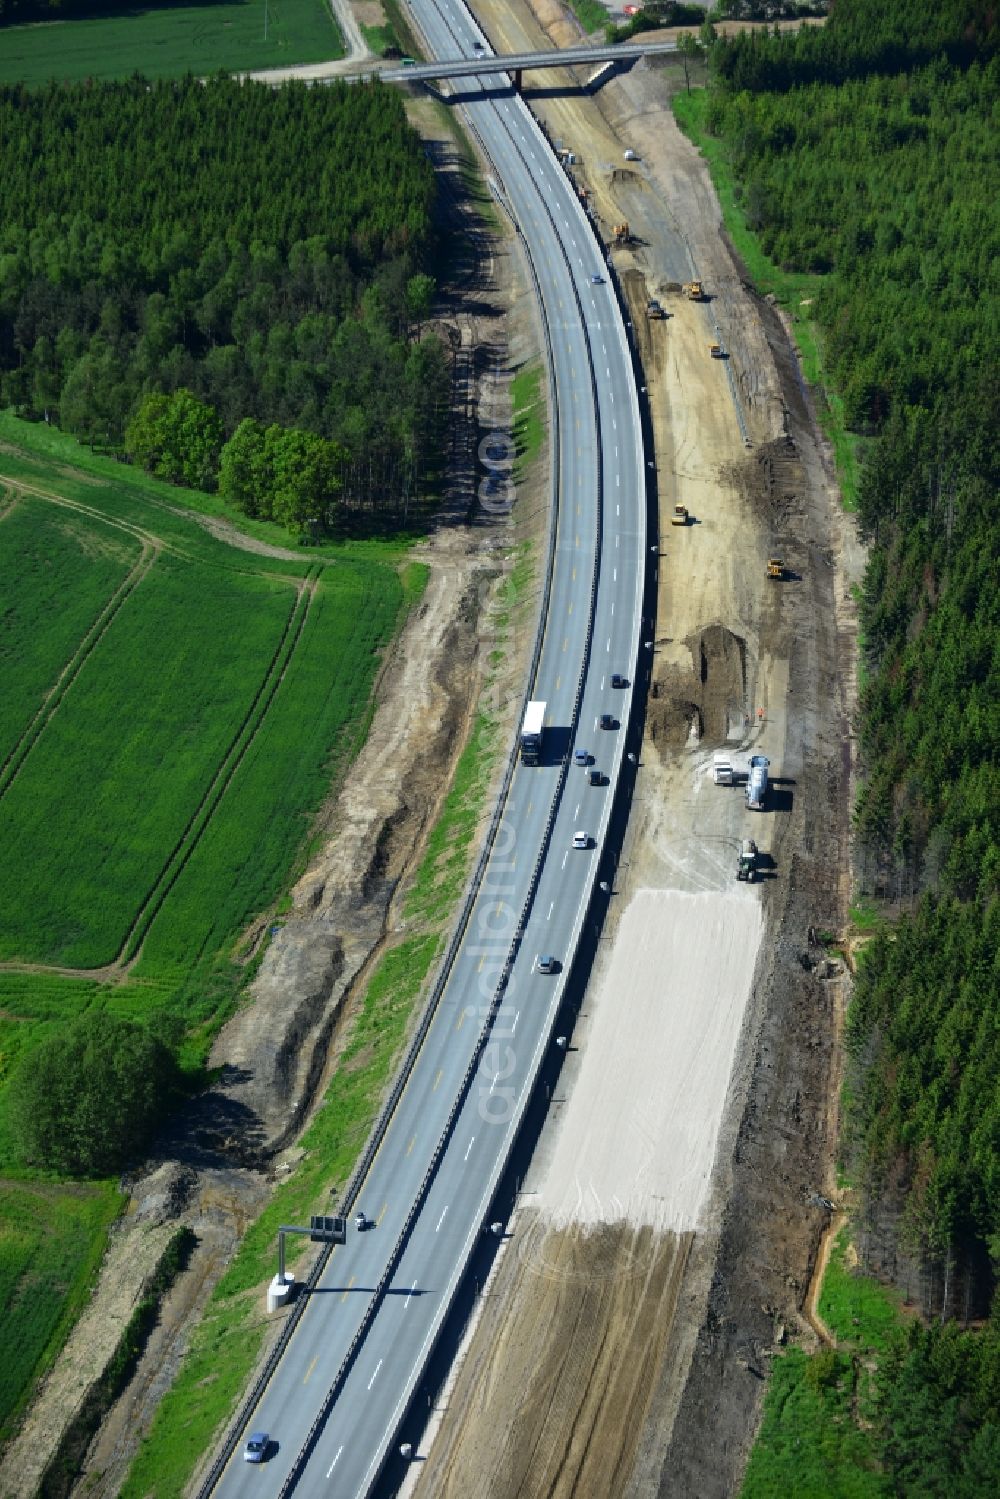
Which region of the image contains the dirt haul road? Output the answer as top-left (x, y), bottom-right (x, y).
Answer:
top-left (411, 6), bottom-right (862, 1498)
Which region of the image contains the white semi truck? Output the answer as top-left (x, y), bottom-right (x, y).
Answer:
top-left (520, 700), bottom-right (546, 765)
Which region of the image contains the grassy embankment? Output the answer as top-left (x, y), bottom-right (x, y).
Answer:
top-left (511, 364), bottom-right (546, 484)
top-left (742, 1224), bottom-right (905, 1497)
top-left (0, 0), bottom-right (343, 87)
top-left (672, 89), bottom-right (861, 509)
top-left (0, 411), bottom-right (410, 1439)
top-left (123, 541), bottom-right (534, 1497)
top-left (567, 0), bottom-right (610, 35)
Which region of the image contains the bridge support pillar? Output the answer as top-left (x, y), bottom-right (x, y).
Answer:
top-left (511, 68), bottom-right (523, 93)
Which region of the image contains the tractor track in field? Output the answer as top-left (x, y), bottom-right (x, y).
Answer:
top-left (0, 527), bottom-right (159, 805)
top-left (111, 568), bottom-right (323, 976)
top-left (0, 474), bottom-right (331, 981)
top-left (0, 566), bottom-right (323, 981)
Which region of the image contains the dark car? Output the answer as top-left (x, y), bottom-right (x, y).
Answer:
top-left (610, 673), bottom-right (628, 689)
top-left (599, 713), bottom-right (616, 730)
top-left (589, 768), bottom-right (603, 786)
top-left (244, 1432), bottom-right (269, 1464)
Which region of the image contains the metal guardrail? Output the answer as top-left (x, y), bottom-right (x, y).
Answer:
top-left (193, 43), bottom-right (569, 1499)
top-left (332, 8), bottom-right (631, 1487)
top-left (198, 0), bottom-right (648, 1484)
top-left (274, 60), bottom-right (599, 1498)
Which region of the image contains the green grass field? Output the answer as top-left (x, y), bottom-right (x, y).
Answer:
top-left (0, 0), bottom-right (343, 87)
top-left (0, 410), bottom-right (411, 1433)
top-left (0, 1176), bottom-right (123, 1445)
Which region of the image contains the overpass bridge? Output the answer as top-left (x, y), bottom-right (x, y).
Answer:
top-left (380, 38), bottom-right (678, 90)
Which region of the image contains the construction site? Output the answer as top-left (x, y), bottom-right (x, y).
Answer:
top-left (403, 2), bottom-right (862, 1494)
top-left (0, 6), bottom-right (864, 1497)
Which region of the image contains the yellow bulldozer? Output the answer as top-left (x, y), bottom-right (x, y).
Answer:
top-left (683, 279), bottom-right (705, 301)
top-left (767, 558), bottom-right (784, 579)
top-left (612, 222), bottom-right (632, 246)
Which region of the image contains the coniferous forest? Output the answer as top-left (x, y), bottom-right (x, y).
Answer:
top-left (704, 0), bottom-right (999, 1480)
top-left (0, 75), bottom-right (450, 529)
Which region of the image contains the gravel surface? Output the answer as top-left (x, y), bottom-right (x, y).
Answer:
top-left (540, 889), bottom-right (762, 1233)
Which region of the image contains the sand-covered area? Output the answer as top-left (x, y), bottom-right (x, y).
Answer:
top-left (539, 888), bottom-right (762, 1233)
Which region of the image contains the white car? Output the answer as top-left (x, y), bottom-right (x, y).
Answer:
top-left (590, 272), bottom-right (604, 285)
top-left (572, 831), bottom-right (590, 850)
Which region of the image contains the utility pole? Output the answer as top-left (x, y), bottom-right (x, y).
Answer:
top-left (264, 0), bottom-right (269, 43)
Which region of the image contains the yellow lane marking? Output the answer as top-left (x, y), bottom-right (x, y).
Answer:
top-left (377, 1202), bottom-right (387, 1224)
top-left (433, 1068), bottom-right (443, 1091)
top-left (341, 1274), bottom-right (356, 1303)
top-left (304, 1356), bottom-right (319, 1384)
top-left (406, 1135), bottom-right (416, 1155)
top-left (456, 1009), bottom-right (466, 1031)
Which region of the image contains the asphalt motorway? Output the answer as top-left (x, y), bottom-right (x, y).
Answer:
top-left (213, 8), bottom-right (646, 1496)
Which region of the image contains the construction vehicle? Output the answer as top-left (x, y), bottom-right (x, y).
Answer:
top-left (709, 342), bottom-right (725, 358)
top-left (670, 504), bottom-right (688, 526)
top-left (746, 755), bottom-right (770, 812)
top-left (612, 222), bottom-right (631, 246)
top-left (767, 557), bottom-right (784, 579)
top-left (646, 299), bottom-right (665, 319)
top-left (713, 752), bottom-right (736, 786)
top-left (683, 279), bottom-right (705, 301)
top-left (520, 700), bottom-right (546, 765)
top-left (736, 839), bottom-right (758, 882)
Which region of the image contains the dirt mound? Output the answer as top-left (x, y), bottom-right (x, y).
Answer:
top-left (722, 433), bottom-right (806, 532)
top-left (647, 623), bottom-right (747, 749)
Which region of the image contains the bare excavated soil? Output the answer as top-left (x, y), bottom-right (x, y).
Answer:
top-left (420, 1217), bottom-right (693, 1499)
top-left (410, 6), bottom-right (863, 1499)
